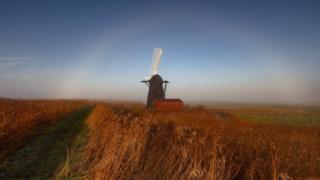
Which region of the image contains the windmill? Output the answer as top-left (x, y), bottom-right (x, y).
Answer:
top-left (141, 48), bottom-right (183, 110)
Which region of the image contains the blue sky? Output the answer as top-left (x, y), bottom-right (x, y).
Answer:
top-left (0, 1), bottom-right (320, 104)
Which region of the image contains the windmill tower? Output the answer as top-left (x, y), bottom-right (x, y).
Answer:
top-left (141, 48), bottom-right (169, 108)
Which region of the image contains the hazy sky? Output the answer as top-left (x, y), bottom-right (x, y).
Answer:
top-left (1, 1), bottom-right (320, 104)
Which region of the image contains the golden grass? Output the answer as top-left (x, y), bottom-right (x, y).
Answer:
top-left (0, 98), bottom-right (88, 160)
top-left (75, 104), bottom-right (320, 179)
top-left (1, 100), bottom-right (319, 179)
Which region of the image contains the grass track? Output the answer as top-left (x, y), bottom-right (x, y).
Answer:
top-left (0, 106), bottom-right (93, 179)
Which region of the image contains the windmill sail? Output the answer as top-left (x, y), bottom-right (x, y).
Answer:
top-left (152, 48), bottom-right (163, 75)
top-left (147, 48), bottom-right (163, 79)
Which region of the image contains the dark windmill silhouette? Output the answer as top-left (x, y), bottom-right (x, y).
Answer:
top-left (141, 48), bottom-right (169, 108)
top-left (142, 74), bottom-right (169, 108)
top-left (142, 48), bottom-right (183, 111)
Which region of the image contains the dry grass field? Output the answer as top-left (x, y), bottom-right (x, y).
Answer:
top-left (1, 100), bottom-right (319, 179)
top-left (0, 98), bottom-right (89, 160)
top-left (68, 104), bottom-right (320, 179)
top-left (206, 105), bottom-right (320, 125)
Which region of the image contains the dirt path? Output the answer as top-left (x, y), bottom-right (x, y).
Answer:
top-left (0, 106), bottom-right (93, 179)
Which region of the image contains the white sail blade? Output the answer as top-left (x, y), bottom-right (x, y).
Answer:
top-left (151, 48), bottom-right (163, 75)
top-left (151, 48), bottom-right (157, 75)
top-left (145, 48), bottom-right (163, 80)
